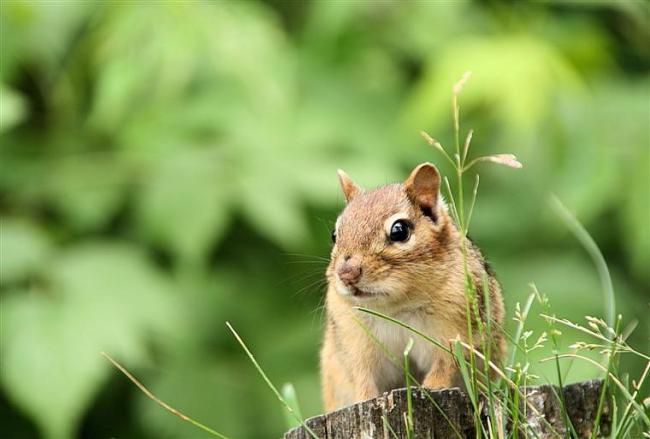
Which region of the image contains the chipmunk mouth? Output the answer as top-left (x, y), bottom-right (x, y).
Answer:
top-left (349, 285), bottom-right (373, 298)
top-left (335, 278), bottom-right (386, 299)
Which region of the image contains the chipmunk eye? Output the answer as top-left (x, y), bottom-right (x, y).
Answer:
top-left (389, 220), bottom-right (410, 242)
top-left (331, 229), bottom-right (337, 244)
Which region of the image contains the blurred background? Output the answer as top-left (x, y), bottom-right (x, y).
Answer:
top-left (1, 1), bottom-right (648, 438)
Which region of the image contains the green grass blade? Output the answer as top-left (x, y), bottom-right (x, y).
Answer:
top-left (404, 338), bottom-right (415, 439)
top-left (101, 352), bottom-right (231, 439)
top-left (453, 340), bottom-right (478, 410)
top-left (615, 360), bottom-right (650, 439)
top-left (352, 315), bottom-right (464, 439)
top-left (354, 307), bottom-right (451, 354)
top-left (550, 196), bottom-right (616, 331)
top-left (226, 322), bottom-right (319, 439)
top-left (281, 383), bottom-right (303, 430)
top-left (507, 292), bottom-right (536, 379)
top-left (383, 415), bottom-right (400, 439)
top-left (591, 315), bottom-right (622, 439)
top-left (541, 353), bottom-right (650, 427)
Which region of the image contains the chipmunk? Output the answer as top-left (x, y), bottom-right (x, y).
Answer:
top-left (320, 162), bottom-right (505, 412)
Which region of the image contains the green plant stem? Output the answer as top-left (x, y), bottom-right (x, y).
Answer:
top-left (404, 338), bottom-right (415, 439)
top-left (481, 273), bottom-right (498, 438)
top-left (539, 315), bottom-right (649, 361)
top-left (510, 367), bottom-right (522, 438)
top-left (540, 354), bottom-right (650, 427)
top-left (615, 360), bottom-right (650, 438)
top-left (355, 307), bottom-right (555, 439)
top-left (507, 293), bottom-right (536, 379)
top-left (465, 174), bottom-right (480, 234)
top-left (591, 315), bottom-right (622, 439)
top-left (550, 327), bottom-right (574, 438)
top-left (449, 82), bottom-right (483, 437)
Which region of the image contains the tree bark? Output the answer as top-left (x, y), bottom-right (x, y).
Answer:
top-left (284, 379), bottom-right (610, 438)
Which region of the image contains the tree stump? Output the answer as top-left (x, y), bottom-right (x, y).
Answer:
top-left (284, 380), bottom-right (609, 438)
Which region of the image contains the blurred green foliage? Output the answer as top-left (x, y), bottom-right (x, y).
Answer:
top-left (1, 1), bottom-right (648, 438)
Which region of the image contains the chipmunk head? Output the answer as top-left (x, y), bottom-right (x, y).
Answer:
top-left (327, 163), bottom-right (454, 304)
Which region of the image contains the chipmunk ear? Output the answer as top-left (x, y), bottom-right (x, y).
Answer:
top-left (404, 163), bottom-right (440, 220)
top-left (337, 169), bottom-right (360, 203)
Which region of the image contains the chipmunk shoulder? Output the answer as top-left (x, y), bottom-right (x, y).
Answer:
top-left (320, 162), bottom-right (505, 412)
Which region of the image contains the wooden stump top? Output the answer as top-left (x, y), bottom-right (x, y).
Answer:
top-left (284, 380), bottom-right (609, 439)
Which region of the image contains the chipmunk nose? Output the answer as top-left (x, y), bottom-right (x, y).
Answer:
top-left (337, 259), bottom-right (362, 285)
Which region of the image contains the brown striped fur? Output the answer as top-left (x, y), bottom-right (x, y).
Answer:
top-left (320, 163), bottom-right (505, 411)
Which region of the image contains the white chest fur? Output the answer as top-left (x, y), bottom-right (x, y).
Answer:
top-left (365, 308), bottom-right (443, 390)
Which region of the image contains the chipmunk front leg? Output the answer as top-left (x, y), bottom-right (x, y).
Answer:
top-left (321, 320), bottom-right (381, 410)
top-left (347, 348), bottom-right (382, 402)
top-left (352, 374), bottom-right (380, 402)
top-left (422, 353), bottom-right (456, 389)
top-left (324, 357), bottom-right (379, 410)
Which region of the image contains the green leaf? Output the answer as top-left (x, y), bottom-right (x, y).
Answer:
top-left (403, 35), bottom-right (582, 141)
top-left (47, 156), bottom-right (128, 231)
top-left (0, 85), bottom-right (28, 132)
top-left (136, 150), bottom-right (231, 261)
top-left (0, 217), bottom-right (51, 284)
top-left (1, 243), bottom-right (177, 439)
top-left (2, 293), bottom-right (108, 439)
top-left (239, 168), bottom-right (308, 249)
top-left (89, 1), bottom-right (292, 134)
top-left (0, 2), bottom-right (92, 81)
